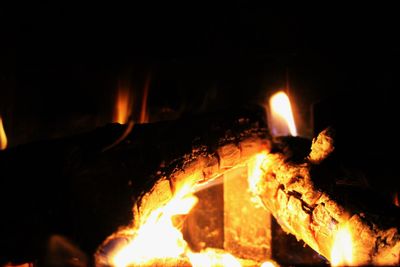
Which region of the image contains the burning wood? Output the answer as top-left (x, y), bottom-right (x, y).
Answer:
top-left (253, 128), bottom-right (400, 266)
top-left (0, 105), bottom-right (272, 266)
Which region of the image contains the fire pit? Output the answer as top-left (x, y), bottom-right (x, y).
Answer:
top-left (1, 86), bottom-right (399, 267)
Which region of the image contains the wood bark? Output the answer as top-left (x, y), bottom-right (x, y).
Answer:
top-left (256, 129), bottom-right (400, 266)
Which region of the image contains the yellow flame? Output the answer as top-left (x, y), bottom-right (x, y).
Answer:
top-left (0, 116), bottom-right (7, 150)
top-left (248, 151), bottom-right (269, 197)
top-left (108, 151), bottom-right (272, 267)
top-left (269, 91), bottom-right (297, 136)
top-left (114, 87), bottom-right (132, 124)
top-left (187, 249), bottom-right (242, 267)
top-left (261, 261), bottom-right (277, 267)
top-left (330, 224), bottom-right (353, 266)
top-left (112, 185), bottom-right (197, 267)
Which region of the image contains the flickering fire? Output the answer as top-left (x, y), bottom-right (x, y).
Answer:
top-left (268, 91), bottom-right (297, 136)
top-left (114, 86), bottom-right (133, 124)
top-left (0, 116), bottom-right (7, 150)
top-left (99, 152), bottom-right (274, 267)
top-left (330, 224), bottom-right (353, 267)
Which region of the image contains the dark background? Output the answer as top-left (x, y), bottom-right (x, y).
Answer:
top-left (1, 4), bottom-right (400, 188)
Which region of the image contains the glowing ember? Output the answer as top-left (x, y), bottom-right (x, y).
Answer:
top-left (394, 192), bottom-right (399, 207)
top-left (0, 116), bottom-right (7, 150)
top-left (114, 86), bottom-right (132, 124)
top-left (330, 224), bottom-right (353, 267)
top-left (268, 91), bottom-right (297, 136)
top-left (3, 263), bottom-right (34, 267)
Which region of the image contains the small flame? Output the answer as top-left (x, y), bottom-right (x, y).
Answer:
top-left (330, 224), bottom-right (353, 266)
top-left (139, 74), bottom-right (150, 124)
top-left (0, 116), bottom-right (8, 150)
top-left (394, 192), bottom-right (400, 207)
top-left (114, 86), bottom-right (132, 124)
top-left (268, 91), bottom-right (297, 136)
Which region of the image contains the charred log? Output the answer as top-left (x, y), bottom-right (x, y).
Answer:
top-left (256, 128), bottom-right (400, 266)
top-left (0, 105), bottom-right (270, 265)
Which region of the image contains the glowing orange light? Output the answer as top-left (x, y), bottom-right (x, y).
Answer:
top-left (330, 224), bottom-right (353, 266)
top-left (3, 263), bottom-right (34, 267)
top-left (114, 86), bottom-right (132, 124)
top-left (0, 116), bottom-right (7, 150)
top-left (394, 192), bottom-right (400, 207)
top-left (139, 74), bottom-right (150, 124)
top-left (248, 151), bottom-right (269, 197)
top-left (268, 91), bottom-right (297, 136)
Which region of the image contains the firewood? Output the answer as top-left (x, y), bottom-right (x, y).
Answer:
top-left (0, 105), bottom-right (270, 265)
top-left (256, 128), bottom-right (400, 266)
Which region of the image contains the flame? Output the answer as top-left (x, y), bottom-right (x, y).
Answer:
top-left (260, 261), bottom-right (277, 267)
top-left (114, 86), bottom-right (132, 124)
top-left (394, 192), bottom-right (400, 207)
top-left (103, 152), bottom-right (272, 267)
top-left (330, 224), bottom-right (353, 266)
top-left (187, 249), bottom-right (242, 267)
top-left (139, 74), bottom-right (150, 124)
top-left (0, 116), bottom-right (7, 150)
top-left (268, 91), bottom-right (297, 136)
top-left (248, 151), bottom-right (269, 197)
top-left (111, 183), bottom-right (197, 267)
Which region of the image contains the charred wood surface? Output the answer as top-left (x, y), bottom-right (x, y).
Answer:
top-left (257, 129), bottom-right (400, 265)
top-left (0, 105), bottom-right (269, 265)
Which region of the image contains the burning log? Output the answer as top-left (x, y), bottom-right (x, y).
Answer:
top-left (255, 128), bottom-right (400, 266)
top-left (0, 105), bottom-right (270, 265)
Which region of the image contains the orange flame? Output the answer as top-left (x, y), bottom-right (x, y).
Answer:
top-left (102, 152), bottom-right (272, 267)
top-left (330, 224), bottom-right (353, 266)
top-left (139, 74), bottom-right (150, 124)
top-left (268, 91), bottom-right (297, 136)
top-left (0, 116), bottom-right (8, 150)
top-left (114, 86), bottom-right (132, 124)
top-left (394, 192), bottom-right (400, 207)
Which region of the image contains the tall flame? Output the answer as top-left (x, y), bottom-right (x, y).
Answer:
top-left (268, 91), bottom-right (297, 136)
top-left (330, 224), bottom-right (353, 266)
top-left (0, 116), bottom-right (8, 150)
top-left (114, 87), bottom-right (132, 124)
